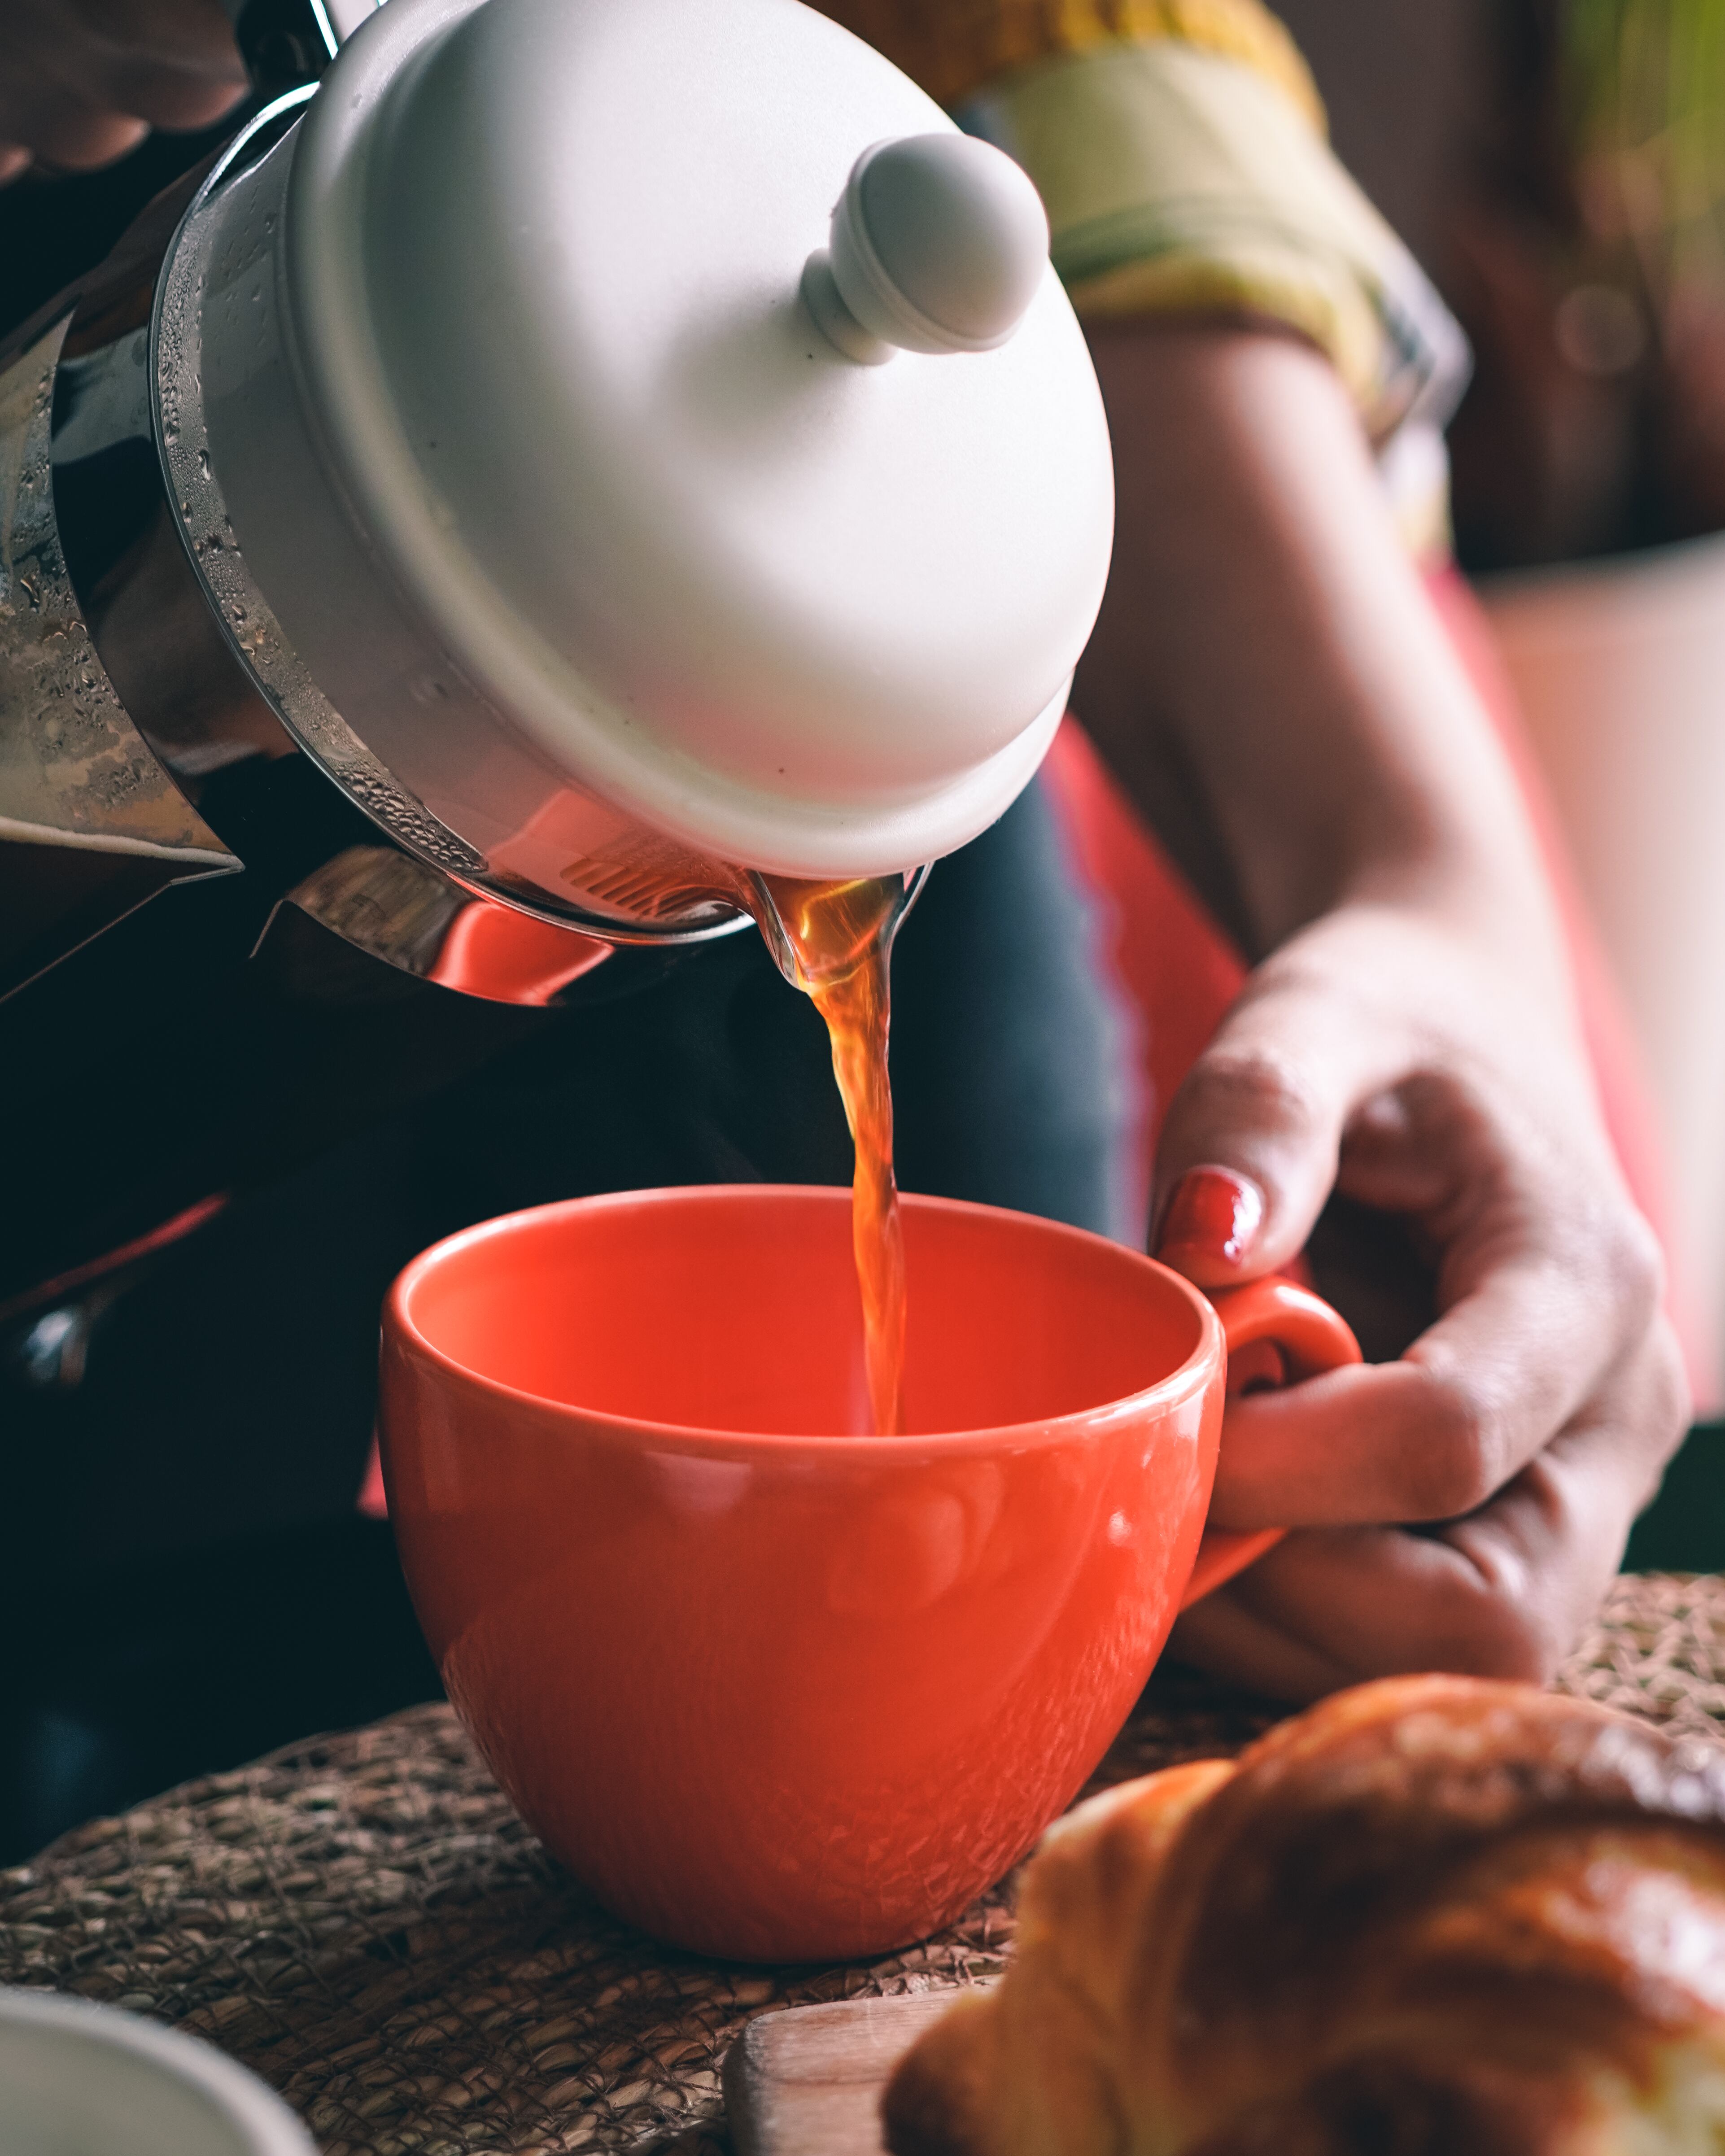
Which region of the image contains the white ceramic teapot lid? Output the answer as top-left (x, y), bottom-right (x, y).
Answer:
top-left (284, 0), bottom-right (1114, 877)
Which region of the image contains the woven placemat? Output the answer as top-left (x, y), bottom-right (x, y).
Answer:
top-left (3, 1573), bottom-right (1722, 2156)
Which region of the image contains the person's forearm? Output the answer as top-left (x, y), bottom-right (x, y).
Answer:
top-left (1072, 322), bottom-right (1571, 1012)
top-left (1066, 321), bottom-right (1685, 1698)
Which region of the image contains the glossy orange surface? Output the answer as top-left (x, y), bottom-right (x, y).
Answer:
top-left (379, 1187), bottom-right (1357, 1962)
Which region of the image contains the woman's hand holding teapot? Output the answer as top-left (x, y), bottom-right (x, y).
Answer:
top-left (0, 0), bottom-right (244, 182)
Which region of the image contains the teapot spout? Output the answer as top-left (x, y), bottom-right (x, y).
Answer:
top-left (746, 864), bottom-right (933, 993)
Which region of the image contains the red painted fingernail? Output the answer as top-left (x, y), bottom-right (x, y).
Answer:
top-left (1156, 1167), bottom-right (1263, 1270)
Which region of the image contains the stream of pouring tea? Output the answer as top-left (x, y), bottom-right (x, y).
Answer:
top-left (754, 875), bottom-right (906, 1436)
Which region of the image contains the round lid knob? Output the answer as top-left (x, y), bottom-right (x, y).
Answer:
top-left (280, 0), bottom-right (1114, 879)
top-left (804, 134), bottom-right (1052, 365)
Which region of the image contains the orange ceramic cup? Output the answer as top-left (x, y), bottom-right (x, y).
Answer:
top-left (379, 1185), bottom-right (1358, 1962)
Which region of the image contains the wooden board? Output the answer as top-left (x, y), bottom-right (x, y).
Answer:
top-left (723, 1991), bottom-right (983, 2156)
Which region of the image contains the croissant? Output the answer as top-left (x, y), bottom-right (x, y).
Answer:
top-left (882, 1675), bottom-right (1725, 2156)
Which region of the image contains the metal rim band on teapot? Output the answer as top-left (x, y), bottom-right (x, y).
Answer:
top-left (155, 94), bottom-right (755, 953)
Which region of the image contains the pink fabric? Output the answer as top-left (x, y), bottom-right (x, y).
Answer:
top-left (1038, 720), bottom-right (1244, 1238)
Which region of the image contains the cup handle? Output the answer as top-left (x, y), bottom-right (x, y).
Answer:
top-left (1179, 1276), bottom-right (1363, 1610)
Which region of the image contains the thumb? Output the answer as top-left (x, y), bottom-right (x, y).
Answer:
top-left (1152, 963), bottom-right (1404, 1287)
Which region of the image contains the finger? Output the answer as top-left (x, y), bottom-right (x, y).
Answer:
top-left (82, 61), bottom-right (246, 131)
top-left (1173, 1515), bottom-right (1575, 1702)
top-left (2, 0), bottom-right (244, 141)
top-left (1170, 1524), bottom-right (1529, 1702)
top-left (1205, 1172), bottom-right (1667, 1532)
top-left (1440, 1312), bottom-right (1689, 1620)
top-left (0, 86), bottom-right (150, 169)
top-left (1178, 1320), bottom-right (1688, 1696)
top-left (1167, 1559), bottom-right (1362, 1701)
top-left (0, 143), bottom-right (32, 184)
top-left (51, 0), bottom-right (244, 78)
top-left (1153, 945), bottom-right (1411, 1287)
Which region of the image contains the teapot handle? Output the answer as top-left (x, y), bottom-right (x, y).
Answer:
top-left (218, 0), bottom-right (380, 96)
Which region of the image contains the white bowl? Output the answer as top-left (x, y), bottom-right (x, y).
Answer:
top-left (0, 1989), bottom-right (316, 2156)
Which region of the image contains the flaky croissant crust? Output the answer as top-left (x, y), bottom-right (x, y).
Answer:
top-left (882, 1676), bottom-right (1725, 2156)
